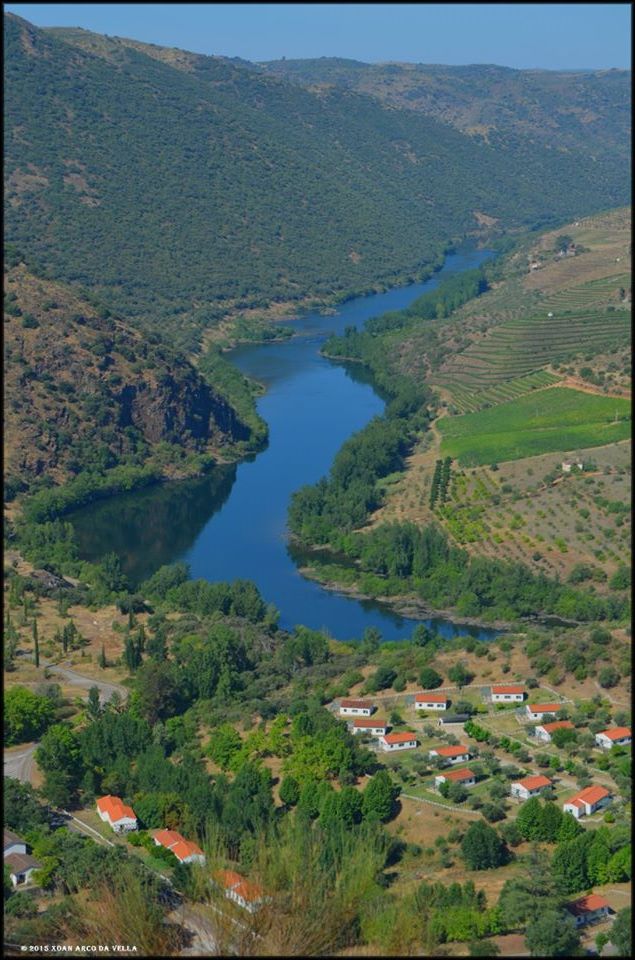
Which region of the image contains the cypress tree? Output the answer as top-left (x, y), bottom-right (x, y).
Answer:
top-left (33, 618), bottom-right (40, 668)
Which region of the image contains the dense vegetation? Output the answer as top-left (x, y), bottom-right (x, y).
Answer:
top-left (4, 14), bottom-right (630, 353)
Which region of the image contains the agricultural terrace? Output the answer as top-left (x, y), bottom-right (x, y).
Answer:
top-left (437, 388), bottom-right (630, 466)
top-left (371, 441), bottom-right (630, 588)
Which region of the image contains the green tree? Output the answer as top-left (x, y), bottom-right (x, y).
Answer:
top-left (419, 667), bottom-right (443, 689)
top-left (448, 663), bottom-right (473, 689)
top-left (208, 724), bottom-right (243, 771)
top-left (279, 776), bottom-right (300, 807)
top-left (4, 686), bottom-right (55, 745)
top-left (610, 907), bottom-right (631, 956)
top-left (86, 686), bottom-right (101, 721)
top-left (460, 821), bottom-right (507, 870)
top-left (362, 770), bottom-right (398, 823)
top-left (516, 797), bottom-right (543, 840)
top-left (35, 724), bottom-right (83, 808)
top-left (98, 644), bottom-right (107, 669)
top-left (525, 909), bottom-right (581, 956)
top-left (33, 618), bottom-right (40, 668)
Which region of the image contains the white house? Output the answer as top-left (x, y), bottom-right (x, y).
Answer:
top-left (3, 829), bottom-right (27, 858)
top-left (434, 768), bottom-right (476, 790)
top-left (563, 785), bottom-right (611, 820)
top-left (595, 727), bottom-right (631, 750)
top-left (96, 795), bottom-right (138, 833)
top-left (339, 699), bottom-right (375, 717)
top-left (534, 720), bottom-right (575, 743)
top-left (4, 852), bottom-right (41, 888)
top-left (565, 894), bottom-right (611, 927)
top-left (428, 745), bottom-right (470, 765)
top-left (152, 828), bottom-right (206, 865)
top-left (379, 732), bottom-right (418, 752)
top-left (561, 459), bottom-right (583, 473)
top-left (414, 692), bottom-right (449, 711)
top-left (525, 702), bottom-right (565, 722)
top-left (214, 870), bottom-right (267, 913)
top-left (491, 684), bottom-right (526, 703)
top-left (349, 718), bottom-right (389, 736)
top-left (510, 774), bottom-right (553, 801)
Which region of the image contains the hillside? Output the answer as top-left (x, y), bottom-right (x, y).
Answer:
top-left (260, 58), bottom-right (631, 163)
top-left (3, 258), bottom-right (251, 495)
top-left (4, 14), bottom-right (631, 352)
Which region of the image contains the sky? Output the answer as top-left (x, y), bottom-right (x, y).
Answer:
top-left (4, 3), bottom-right (631, 69)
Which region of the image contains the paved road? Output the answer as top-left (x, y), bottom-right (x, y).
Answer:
top-left (45, 661), bottom-right (128, 705)
top-left (3, 743), bottom-right (38, 783)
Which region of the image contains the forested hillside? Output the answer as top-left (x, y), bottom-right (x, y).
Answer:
top-left (4, 14), bottom-right (630, 352)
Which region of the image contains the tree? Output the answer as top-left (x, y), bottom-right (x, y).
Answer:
top-left (419, 667), bottom-right (443, 689)
top-left (207, 724), bottom-right (242, 770)
top-left (516, 797), bottom-right (543, 840)
top-left (98, 644), bottom-right (107, 669)
top-left (35, 724), bottom-right (83, 807)
top-left (448, 663), bottom-right (473, 689)
top-left (33, 618), bottom-right (40, 668)
top-left (598, 666), bottom-right (620, 689)
top-left (362, 770), bottom-right (398, 823)
top-left (552, 835), bottom-right (592, 894)
top-left (525, 909), bottom-right (581, 957)
top-left (460, 821), bottom-right (507, 870)
top-left (86, 686), bottom-right (101, 721)
top-left (279, 776), bottom-right (300, 807)
top-left (610, 907), bottom-right (631, 956)
top-left (539, 802), bottom-right (563, 843)
top-left (4, 686), bottom-right (54, 745)
top-left (556, 812), bottom-right (583, 843)
top-left (551, 727), bottom-right (577, 748)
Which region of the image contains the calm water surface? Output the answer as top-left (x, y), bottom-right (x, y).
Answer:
top-left (70, 248), bottom-right (499, 641)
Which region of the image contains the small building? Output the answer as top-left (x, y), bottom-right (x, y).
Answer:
top-left (96, 795), bottom-right (138, 834)
top-left (561, 459), bottom-right (583, 473)
top-left (534, 720), bottom-right (575, 743)
top-left (339, 699), bottom-right (375, 717)
top-left (491, 684), bottom-right (526, 703)
top-left (213, 869), bottom-right (267, 913)
top-left (414, 692), bottom-right (449, 711)
top-left (379, 732), bottom-right (418, 752)
top-left (152, 829), bottom-right (206, 865)
top-left (565, 893), bottom-right (611, 927)
top-left (595, 727), bottom-right (631, 750)
top-left (4, 852), bottom-right (41, 888)
top-left (428, 745), bottom-right (470, 765)
top-left (510, 774), bottom-right (553, 801)
top-left (3, 829), bottom-right (27, 859)
top-left (563, 785), bottom-right (611, 820)
top-left (525, 702), bottom-right (565, 722)
top-left (349, 718), bottom-right (389, 736)
top-left (434, 768), bottom-right (476, 790)
top-left (437, 713), bottom-right (471, 727)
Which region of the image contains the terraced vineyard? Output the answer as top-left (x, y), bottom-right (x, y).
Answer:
top-left (435, 308), bottom-right (630, 400)
top-left (540, 272), bottom-right (630, 313)
top-left (446, 369), bottom-right (561, 415)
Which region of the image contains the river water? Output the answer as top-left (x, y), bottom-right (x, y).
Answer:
top-left (70, 246), bottom-right (499, 641)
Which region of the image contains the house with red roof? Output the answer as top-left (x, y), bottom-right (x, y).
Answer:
top-left (491, 684), bottom-right (526, 703)
top-left (428, 744), bottom-right (470, 765)
top-left (339, 699), bottom-right (375, 717)
top-left (434, 768), bottom-right (476, 790)
top-left (565, 893), bottom-right (611, 927)
top-left (595, 726), bottom-right (631, 750)
top-left (151, 828), bottom-right (206, 864)
top-left (534, 720), bottom-right (574, 743)
top-left (213, 869), bottom-right (267, 913)
top-left (96, 795), bottom-right (138, 833)
top-left (379, 731), bottom-right (418, 752)
top-left (525, 702), bottom-right (565, 722)
top-left (510, 774), bottom-right (553, 801)
top-left (414, 692), bottom-right (449, 711)
top-left (563, 785), bottom-right (611, 819)
top-left (349, 718), bottom-right (389, 736)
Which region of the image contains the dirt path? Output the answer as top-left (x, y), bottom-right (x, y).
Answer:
top-left (3, 743), bottom-right (37, 783)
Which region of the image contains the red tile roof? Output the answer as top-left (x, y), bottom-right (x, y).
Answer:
top-left (438, 768), bottom-right (476, 782)
top-left (352, 718), bottom-right (387, 728)
top-left (528, 703), bottom-right (564, 714)
top-left (232, 880), bottom-right (264, 903)
top-left (170, 839), bottom-right (204, 862)
top-left (340, 699), bottom-right (374, 709)
top-left (151, 829), bottom-right (184, 849)
top-left (214, 869), bottom-right (244, 890)
top-left (566, 894), bottom-right (610, 916)
top-left (415, 692), bottom-right (448, 703)
top-left (540, 720), bottom-right (574, 733)
top-left (433, 744), bottom-right (469, 757)
top-left (492, 685), bottom-right (525, 694)
top-left (96, 795), bottom-right (136, 823)
top-left (516, 775), bottom-right (552, 790)
top-left (566, 785), bottom-right (610, 807)
top-left (382, 732), bottom-right (417, 744)
top-left (599, 726), bottom-right (631, 741)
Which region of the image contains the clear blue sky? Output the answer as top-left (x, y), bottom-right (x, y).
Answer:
top-left (4, 3), bottom-right (631, 69)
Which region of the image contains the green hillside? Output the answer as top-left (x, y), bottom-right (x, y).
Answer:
top-left (4, 14), bottom-right (630, 352)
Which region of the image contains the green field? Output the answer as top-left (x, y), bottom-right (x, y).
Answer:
top-left (439, 388), bottom-right (631, 465)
